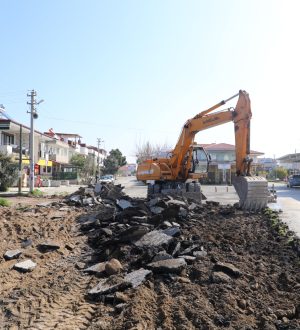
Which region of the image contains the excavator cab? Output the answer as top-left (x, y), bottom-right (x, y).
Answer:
top-left (191, 146), bottom-right (211, 174)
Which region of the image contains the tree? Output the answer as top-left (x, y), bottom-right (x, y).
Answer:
top-left (82, 154), bottom-right (96, 177)
top-left (269, 166), bottom-right (288, 180)
top-left (102, 149), bottom-right (127, 175)
top-left (70, 154), bottom-right (85, 170)
top-left (0, 153), bottom-right (18, 191)
top-left (70, 154), bottom-right (95, 180)
top-left (135, 141), bottom-right (172, 164)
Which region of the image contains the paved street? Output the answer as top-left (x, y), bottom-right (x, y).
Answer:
top-left (269, 183), bottom-right (300, 237)
top-left (1, 185), bottom-right (84, 196)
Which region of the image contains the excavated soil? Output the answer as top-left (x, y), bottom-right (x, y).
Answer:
top-left (0, 187), bottom-right (299, 330)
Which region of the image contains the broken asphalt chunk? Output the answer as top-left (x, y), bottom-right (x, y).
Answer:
top-left (4, 249), bottom-right (22, 260)
top-left (152, 252), bottom-right (173, 262)
top-left (213, 262), bottom-right (242, 277)
top-left (37, 241), bottom-right (60, 253)
top-left (147, 258), bottom-right (187, 274)
top-left (83, 262), bottom-right (107, 275)
top-left (166, 199), bottom-right (187, 208)
top-left (117, 199), bottom-right (133, 210)
top-left (193, 250), bottom-right (208, 259)
top-left (13, 259), bottom-right (37, 272)
top-left (88, 276), bottom-right (131, 299)
top-left (180, 255), bottom-right (196, 263)
top-left (20, 238), bottom-right (32, 248)
top-left (135, 230), bottom-right (174, 248)
top-left (124, 268), bottom-right (152, 288)
top-left (118, 226), bottom-right (149, 242)
top-left (163, 227), bottom-right (181, 237)
top-left (101, 228), bottom-right (113, 236)
top-left (36, 202), bottom-right (51, 207)
top-left (82, 197), bottom-right (94, 206)
top-left (150, 206), bottom-right (164, 215)
top-left (211, 271), bottom-right (232, 284)
top-left (94, 182), bottom-right (102, 194)
top-left (69, 195), bottom-right (81, 204)
top-left (131, 216), bottom-right (149, 223)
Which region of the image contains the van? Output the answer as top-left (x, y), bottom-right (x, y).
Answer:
top-left (287, 174), bottom-right (300, 188)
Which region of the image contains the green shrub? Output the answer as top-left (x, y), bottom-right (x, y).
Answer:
top-left (0, 153), bottom-right (18, 191)
top-left (0, 198), bottom-right (11, 207)
top-left (30, 189), bottom-right (44, 197)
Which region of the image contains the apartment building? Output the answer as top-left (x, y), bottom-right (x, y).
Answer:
top-left (0, 113), bottom-right (107, 183)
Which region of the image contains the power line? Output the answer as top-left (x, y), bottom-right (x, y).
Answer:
top-left (0, 90), bottom-right (27, 96)
top-left (2, 100), bottom-right (26, 105)
top-left (41, 114), bottom-right (177, 134)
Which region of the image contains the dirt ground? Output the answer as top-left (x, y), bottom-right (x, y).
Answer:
top-left (0, 191), bottom-right (299, 330)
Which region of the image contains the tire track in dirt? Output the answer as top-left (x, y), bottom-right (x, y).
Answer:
top-left (1, 247), bottom-right (99, 329)
top-left (0, 205), bottom-right (102, 330)
top-left (26, 275), bottom-right (96, 329)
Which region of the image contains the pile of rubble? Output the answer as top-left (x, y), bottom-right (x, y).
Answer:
top-left (64, 183), bottom-right (300, 329)
top-left (1, 182), bottom-right (299, 329)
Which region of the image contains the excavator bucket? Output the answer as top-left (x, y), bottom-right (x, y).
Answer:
top-left (233, 176), bottom-right (269, 211)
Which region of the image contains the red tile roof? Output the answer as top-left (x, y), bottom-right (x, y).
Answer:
top-left (198, 143), bottom-right (263, 155)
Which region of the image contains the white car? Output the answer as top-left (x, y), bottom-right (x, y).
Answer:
top-left (106, 174), bottom-right (115, 182)
top-left (99, 175), bottom-right (114, 184)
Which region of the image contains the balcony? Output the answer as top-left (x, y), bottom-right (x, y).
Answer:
top-left (49, 154), bottom-right (69, 164)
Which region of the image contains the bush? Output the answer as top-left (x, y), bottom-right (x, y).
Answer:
top-left (268, 167), bottom-right (288, 180)
top-left (0, 153), bottom-right (18, 191)
top-left (29, 189), bottom-right (44, 197)
top-left (0, 198), bottom-right (11, 207)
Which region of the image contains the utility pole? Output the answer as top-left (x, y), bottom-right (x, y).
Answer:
top-left (96, 138), bottom-right (104, 182)
top-left (27, 90), bottom-right (44, 193)
top-left (18, 125), bottom-right (22, 195)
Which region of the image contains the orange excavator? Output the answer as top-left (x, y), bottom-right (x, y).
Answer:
top-left (136, 90), bottom-right (269, 211)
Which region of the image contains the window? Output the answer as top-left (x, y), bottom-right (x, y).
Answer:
top-left (42, 166), bottom-right (51, 173)
top-left (3, 133), bottom-right (14, 145)
top-left (210, 153), bottom-right (217, 161)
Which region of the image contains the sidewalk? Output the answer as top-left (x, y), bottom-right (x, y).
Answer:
top-left (0, 185), bottom-right (84, 197)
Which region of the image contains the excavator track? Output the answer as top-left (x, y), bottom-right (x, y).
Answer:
top-left (233, 176), bottom-right (268, 211)
top-left (147, 181), bottom-right (205, 202)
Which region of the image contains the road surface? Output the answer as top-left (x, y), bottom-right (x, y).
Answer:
top-left (270, 183), bottom-right (300, 237)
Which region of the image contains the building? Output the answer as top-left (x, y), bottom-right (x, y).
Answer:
top-left (0, 117), bottom-right (55, 181)
top-left (0, 110), bottom-right (107, 184)
top-left (199, 143), bottom-right (264, 184)
top-left (118, 164), bottom-right (136, 176)
top-left (277, 153), bottom-right (300, 174)
top-left (43, 130), bottom-right (107, 179)
top-left (256, 157), bottom-right (277, 173)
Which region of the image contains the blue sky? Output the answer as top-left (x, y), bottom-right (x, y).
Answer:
top-left (1, 0), bottom-right (299, 163)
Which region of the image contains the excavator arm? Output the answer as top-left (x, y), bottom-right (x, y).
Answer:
top-left (170, 90), bottom-right (252, 178)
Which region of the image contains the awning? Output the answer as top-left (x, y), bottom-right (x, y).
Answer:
top-left (21, 159), bottom-right (53, 166)
top-left (37, 159), bottom-right (53, 167)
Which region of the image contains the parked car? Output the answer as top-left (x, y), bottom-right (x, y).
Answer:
top-left (287, 174), bottom-right (300, 188)
top-left (99, 175), bottom-right (114, 184)
top-left (106, 174), bottom-right (115, 183)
